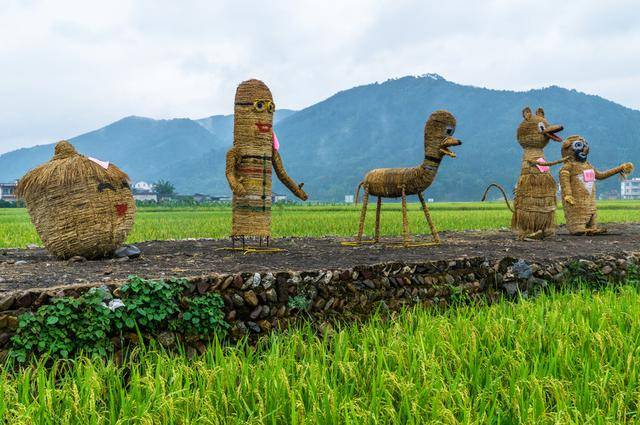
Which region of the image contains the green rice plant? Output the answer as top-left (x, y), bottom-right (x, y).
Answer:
top-left (2, 200), bottom-right (639, 248)
top-left (2, 284), bottom-right (640, 423)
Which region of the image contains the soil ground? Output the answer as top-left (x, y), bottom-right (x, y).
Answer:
top-left (1, 223), bottom-right (639, 293)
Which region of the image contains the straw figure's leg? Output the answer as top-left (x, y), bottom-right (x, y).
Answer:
top-left (374, 196), bottom-right (382, 243)
top-left (401, 187), bottom-right (410, 247)
top-left (418, 192), bottom-right (440, 244)
top-left (585, 213), bottom-right (606, 235)
top-left (356, 186), bottom-right (370, 244)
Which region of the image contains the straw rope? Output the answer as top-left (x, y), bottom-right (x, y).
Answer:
top-left (16, 141), bottom-right (135, 259)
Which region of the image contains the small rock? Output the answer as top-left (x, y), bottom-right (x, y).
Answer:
top-left (250, 306), bottom-right (262, 320)
top-left (221, 276), bottom-right (234, 290)
top-left (14, 260), bottom-right (28, 265)
top-left (503, 282), bottom-right (519, 297)
top-left (247, 321), bottom-right (262, 333)
top-left (262, 273), bottom-right (275, 289)
top-left (602, 265), bottom-right (613, 275)
top-left (26, 243), bottom-right (39, 250)
top-left (114, 245), bottom-right (141, 259)
top-left (231, 294), bottom-right (245, 307)
top-left (363, 280), bottom-right (375, 289)
top-left (227, 310), bottom-right (237, 321)
top-left (0, 332), bottom-right (10, 347)
top-left (68, 256), bottom-right (87, 263)
top-left (5, 316), bottom-right (18, 331)
top-left (157, 332), bottom-right (176, 348)
top-left (252, 273), bottom-right (261, 288)
top-left (230, 274), bottom-right (243, 289)
top-left (0, 295), bottom-right (16, 311)
top-left (513, 260), bottom-right (532, 280)
top-left (265, 288), bottom-right (278, 303)
top-left (243, 290), bottom-right (259, 307)
top-left (196, 281), bottom-right (209, 295)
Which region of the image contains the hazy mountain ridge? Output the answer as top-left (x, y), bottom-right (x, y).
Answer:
top-left (1, 76), bottom-right (638, 200)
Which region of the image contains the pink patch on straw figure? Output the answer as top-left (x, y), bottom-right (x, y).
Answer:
top-left (273, 131), bottom-right (280, 151)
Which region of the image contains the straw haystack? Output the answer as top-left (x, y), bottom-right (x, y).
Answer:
top-left (225, 79), bottom-right (307, 244)
top-left (16, 141), bottom-right (136, 259)
top-left (559, 135), bottom-right (633, 234)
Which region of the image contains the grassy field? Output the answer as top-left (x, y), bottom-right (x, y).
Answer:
top-left (1, 200), bottom-right (639, 248)
top-left (2, 285), bottom-right (640, 424)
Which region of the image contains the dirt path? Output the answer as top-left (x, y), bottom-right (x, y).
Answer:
top-left (1, 223), bottom-right (639, 293)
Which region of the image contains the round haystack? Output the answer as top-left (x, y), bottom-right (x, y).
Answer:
top-left (16, 141), bottom-right (136, 259)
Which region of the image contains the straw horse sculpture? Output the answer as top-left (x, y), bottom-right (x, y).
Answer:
top-left (353, 110), bottom-right (461, 246)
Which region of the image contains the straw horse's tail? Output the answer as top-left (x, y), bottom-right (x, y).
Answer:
top-left (354, 181), bottom-right (364, 205)
top-left (481, 183), bottom-right (514, 212)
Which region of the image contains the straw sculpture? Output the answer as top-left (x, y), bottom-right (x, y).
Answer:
top-left (16, 141), bottom-right (136, 259)
top-left (351, 110), bottom-right (462, 247)
top-left (225, 79), bottom-right (307, 249)
top-left (559, 135), bottom-right (633, 235)
top-left (482, 107), bottom-right (564, 240)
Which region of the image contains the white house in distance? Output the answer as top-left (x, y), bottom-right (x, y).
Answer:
top-left (0, 181), bottom-right (18, 203)
top-left (621, 178), bottom-right (640, 200)
top-left (132, 181), bottom-right (158, 202)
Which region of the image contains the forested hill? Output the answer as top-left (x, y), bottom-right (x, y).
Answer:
top-left (1, 75), bottom-right (638, 201)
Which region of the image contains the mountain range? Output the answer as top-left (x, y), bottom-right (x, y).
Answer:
top-left (1, 74), bottom-right (638, 201)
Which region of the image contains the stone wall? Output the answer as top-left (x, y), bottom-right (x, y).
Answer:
top-left (1, 251), bottom-right (639, 356)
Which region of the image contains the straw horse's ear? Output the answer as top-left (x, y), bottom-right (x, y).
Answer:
top-left (535, 107), bottom-right (545, 118)
top-left (522, 107), bottom-right (532, 120)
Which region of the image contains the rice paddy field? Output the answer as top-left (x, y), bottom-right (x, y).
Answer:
top-left (1, 200), bottom-right (639, 248)
top-left (3, 201), bottom-right (640, 423)
top-left (1, 285), bottom-right (640, 424)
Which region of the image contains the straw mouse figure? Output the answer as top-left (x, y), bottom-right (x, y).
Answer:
top-left (351, 110), bottom-right (462, 247)
top-left (225, 79), bottom-right (307, 251)
top-left (482, 107), bottom-right (565, 240)
top-left (559, 135), bottom-right (633, 235)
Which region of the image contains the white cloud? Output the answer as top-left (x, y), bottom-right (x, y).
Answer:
top-left (1, 0), bottom-right (639, 153)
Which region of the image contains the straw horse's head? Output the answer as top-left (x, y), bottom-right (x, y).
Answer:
top-left (424, 110), bottom-right (462, 161)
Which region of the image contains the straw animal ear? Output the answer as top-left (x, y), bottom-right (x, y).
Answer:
top-left (535, 107), bottom-right (545, 118)
top-left (522, 107), bottom-right (532, 120)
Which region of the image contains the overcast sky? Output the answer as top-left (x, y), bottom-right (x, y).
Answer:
top-left (1, 0), bottom-right (639, 154)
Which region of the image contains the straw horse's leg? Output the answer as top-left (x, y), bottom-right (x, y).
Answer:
top-left (401, 187), bottom-right (410, 246)
top-left (418, 192), bottom-right (440, 244)
top-left (374, 196), bottom-right (382, 243)
top-left (356, 186), bottom-right (370, 243)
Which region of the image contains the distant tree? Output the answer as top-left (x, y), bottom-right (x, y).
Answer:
top-left (154, 179), bottom-right (176, 200)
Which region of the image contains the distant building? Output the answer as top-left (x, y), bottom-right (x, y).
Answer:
top-left (132, 181), bottom-right (158, 202)
top-left (0, 181), bottom-right (18, 203)
top-left (621, 178), bottom-right (640, 200)
top-left (344, 195), bottom-right (354, 203)
top-left (133, 181), bottom-right (154, 192)
top-left (193, 193), bottom-right (212, 203)
top-left (271, 193), bottom-right (288, 203)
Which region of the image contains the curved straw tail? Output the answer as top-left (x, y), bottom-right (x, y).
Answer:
top-left (481, 183), bottom-right (514, 213)
top-left (354, 182), bottom-right (364, 205)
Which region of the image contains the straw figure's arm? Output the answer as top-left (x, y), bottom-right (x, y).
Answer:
top-left (272, 149), bottom-right (308, 201)
top-left (225, 147), bottom-right (246, 196)
top-left (559, 166), bottom-right (574, 205)
top-left (526, 157), bottom-right (570, 167)
top-left (595, 162), bottom-right (634, 180)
